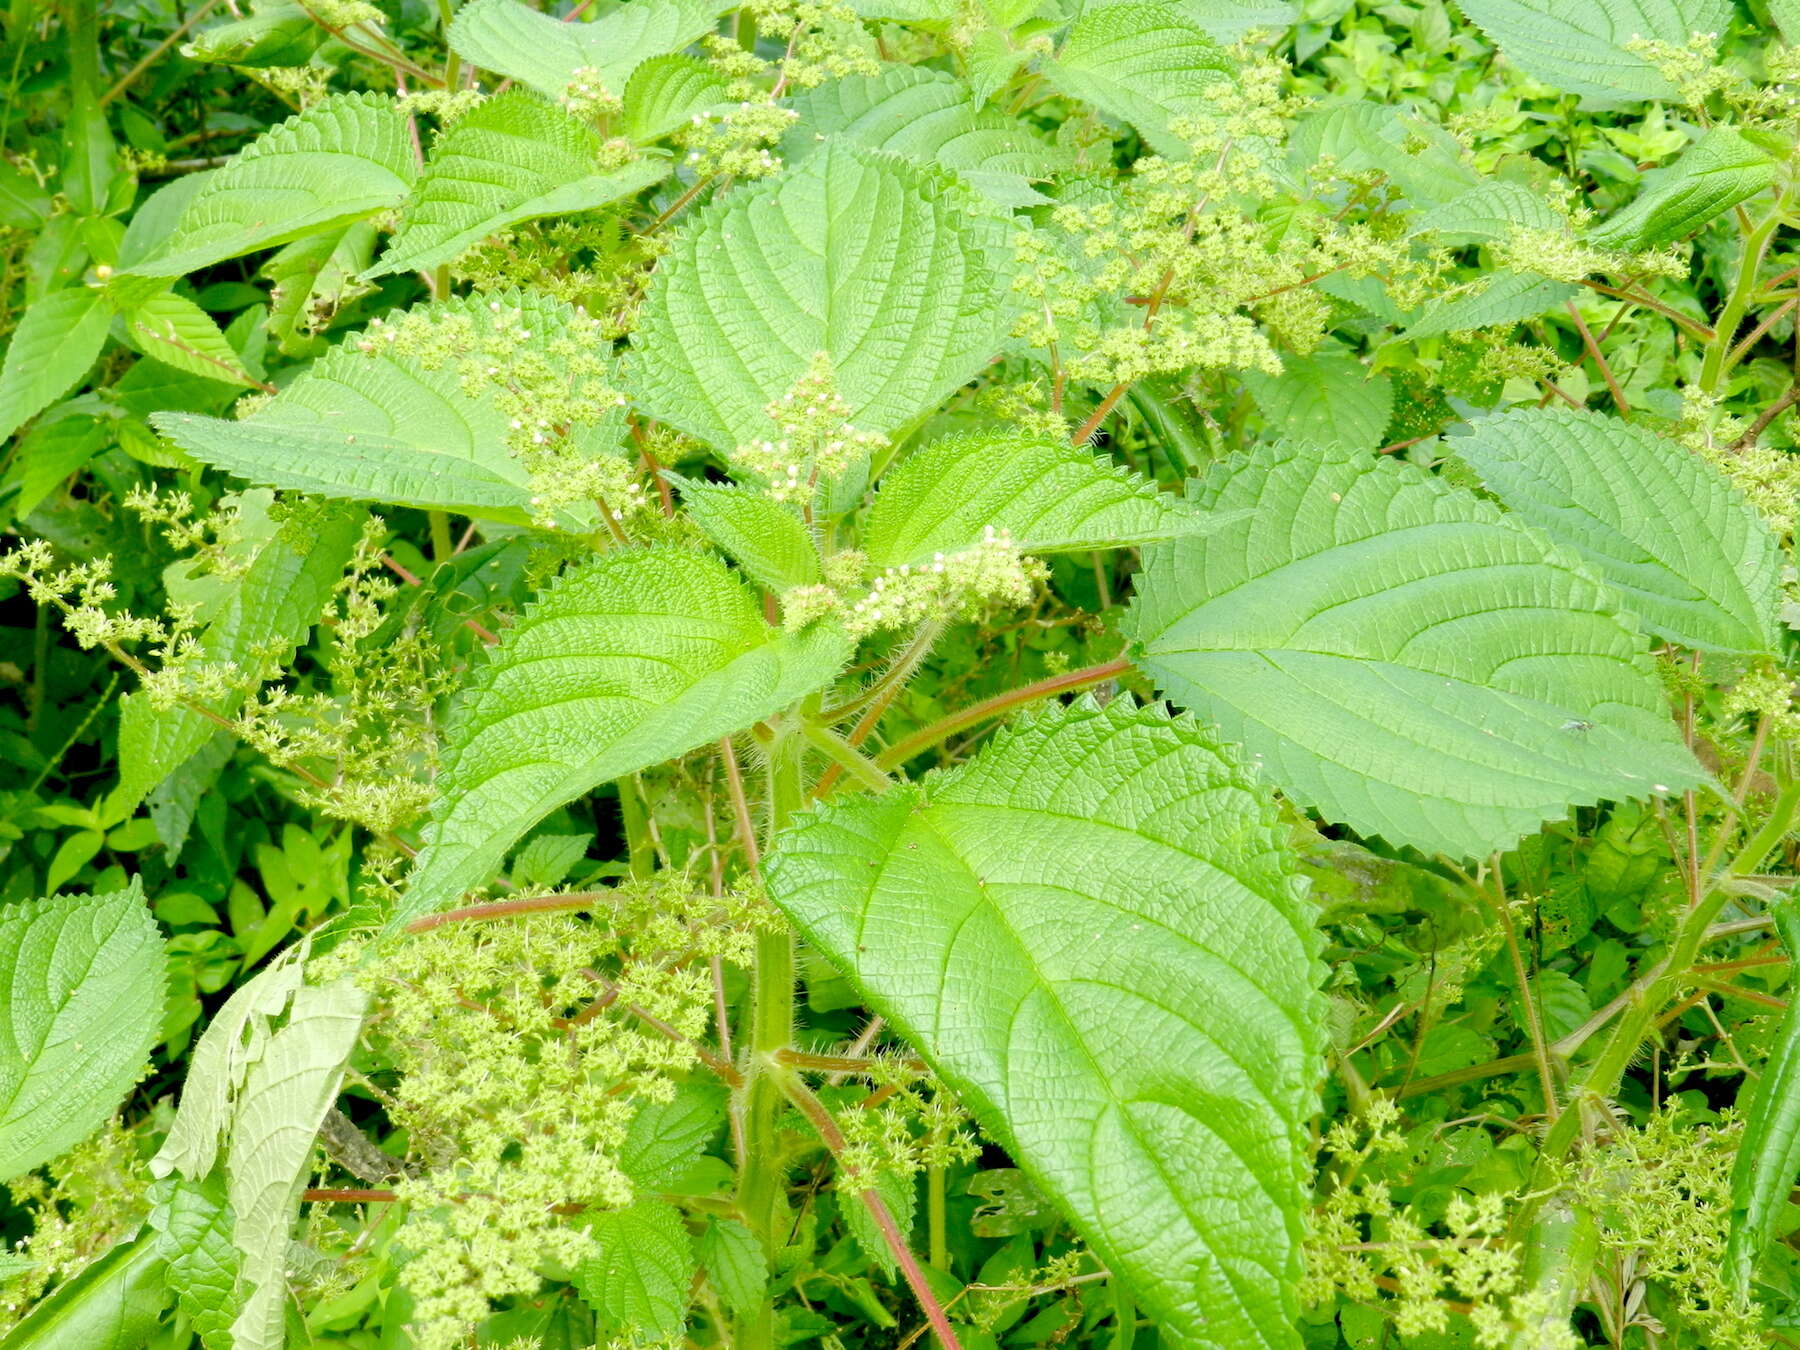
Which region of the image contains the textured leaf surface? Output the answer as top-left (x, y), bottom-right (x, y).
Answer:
top-left (1403, 270), bottom-right (1572, 339)
top-left (126, 93), bottom-right (415, 277)
top-left (1417, 180), bottom-right (1559, 245)
top-left (1242, 351), bottom-right (1393, 452)
top-left (766, 699), bottom-right (1322, 1348)
top-left (370, 93), bottom-right (670, 278)
top-left (574, 1201), bottom-right (695, 1340)
top-left (154, 290), bottom-right (614, 518)
top-left (1456, 408), bottom-right (1781, 654)
top-left (697, 1218), bottom-right (766, 1315)
top-left (263, 220), bottom-right (378, 356)
top-left (862, 431), bottom-right (1214, 566)
top-left (1589, 128), bottom-right (1779, 250)
top-left (149, 1176), bottom-right (239, 1350)
top-left (449, 0), bottom-right (730, 99)
top-left (224, 979), bottom-right (366, 1350)
top-left (1042, 3), bottom-right (1232, 156)
top-left (0, 285), bottom-right (113, 443)
top-left (116, 497), bottom-right (365, 809)
top-left (631, 142), bottom-right (1015, 450)
top-left (151, 957), bottom-right (366, 1350)
top-left (0, 880), bottom-right (164, 1182)
top-left (1727, 896), bottom-right (1800, 1291)
top-left (1286, 100), bottom-right (1476, 209)
top-left (125, 291), bottom-right (257, 387)
top-left (1454, 0), bottom-right (1733, 105)
top-left (1125, 444), bottom-right (1705, 857)
top-left (623, 54), bottom-right (731, 143)
top-left (398, 548), bottom-right (850, 923)
top-left (783, 68), bottom-right (1072, 207)
top-left (675, 477), bottom-right (823, 592)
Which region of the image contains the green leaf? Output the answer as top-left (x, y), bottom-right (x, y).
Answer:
top-left (397, 547), bottom-right (850, 924)
top-left (573, 1200), bottom-right (695, 1341)
top-left (1416, 179), bottom-right (1560, 245)
top-left (1455, 407), bottom-right (1782, 654)
top-left (1589, 128), bottom-right (1779, 250)
top-left (862, 430), bottom-right (1217, 567)
top-left (674, 476), bottom-right (823, 592)
top-left (0, 1233), bottom-right (166, 1350)
top-left (620, 1082), bottom-right (728, 1188)
top-left (838, 1170), bottom-right (915, 1278)
top-left (1241, 351), bottom-right (1394, 452)
top-left (1286, 100), bottom-right (1477, 210)
top-left (631, 141), bottom-right (1016, 451)
top-left (449, 0), bottom-right (731, 100)
top-left (696, 1218), bottom-right (766, 1316)
top-left (783, 67), bottom-right (1073, 207)
top-left (1453, 0), bottom-right (1733, 105)
top-left (1402, 271), bottom-right (1573, 340)
top-left (124, 93), bottom-right (416, 278)
top-left (1774, 0), bottom-right (1800, 42)
top-left (622, 55), bottom-right (731, 143)
top-left (766, 699), bottom-right (1322, 1349)
top-left (152, 958), bottom-right (367, 1350)
top-left (263, 220), bottom-right (378, 356)
top-left (153, 290), bottom-right (614, 519)
top-left (185, 2), bottom-right (326, 66)
top-left (148, 1175), bottom-right (239, 1350)
top-left (1041, 2), bottom-right (1233, 157)
top-left (126, 291), bottom-right (258, 387)
top-left (1124, 443), bottom-right (1705, 858)
top-left (368, 93), bottom-right (671, 279)
top-left (1727, 896), bottom-right (1800, 1291)
top-left (115, 496), bottom-right (366, 810)
top-left (0, 286), bottom-right (113, 444)
top-left (0, 879), bottom-right (164, 1183)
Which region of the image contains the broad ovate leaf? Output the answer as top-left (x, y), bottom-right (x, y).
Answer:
top-left (862, 431), bottom-right (1215, 567)
top-left (116, 497), bottom-right (366, 810)
top-left (368, 92), bottom-right (671, 279)
top-left (783, 67), bottom-right (1073, 207)
top-left (1454, 0), bottom-right (1733, 106)
top-left (125, 92), bottom-right (416, 277)
top-left (1455, 407), bottom-right (1781, 654)
top-left (397, 547), bottom-right (850, 923)
top-left (0, 1231), bottom-right (167, 1350)
top-left (766, 699), bottom-right (1323, 1348)
top-left (148, 1175), bottom-right (239, 1350)
top-left (0, 285), bottom-right (113, 443)
top-left (1042, 2), bottom-right (1233, 156)
top-left (574, 1200), bottom-right (695, 1340)
top-left (622, 54), bottom-right (731, 144)
top-left (1241, 350), bottom-right (1393, 452)
top-left (1125, 443), bottom-right (1705, 858)
top-left (1589, 127), bottom-right (1779, 250)
top-left (449, 0), bottom-right (730, 100)
top-left (674, 476), bottom-right (823, 593)
top-left (630, 142), bottom-right (1015, 451)
top-left (0, 879), bottom-right (164, 1182)
top-left (154, 290), bottom-right (620, 520)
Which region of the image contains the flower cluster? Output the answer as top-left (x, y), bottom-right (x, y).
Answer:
top-left (355, 296), bottom-right (646, 529)
top-left (842, 531), bottom-right (1045, 640)
top-left (734, 353), bottom-right (886, 503)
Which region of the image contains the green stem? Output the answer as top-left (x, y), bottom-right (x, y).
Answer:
top-left (428, 509), bottom-right (453, 564)
top-left (436, 0), bottom-right (461, 87)
top-left (1701, 206), bottom-right (1785, 396)
top-left (801, 721), bottom-right (892, 795)
top-left (618, 774), bottom-right (655, 880)
top-left (736, 730), bottom-right (807, 1315)
top-left (927, 1163), bottom-right (948, 1270)
top-left (874, 655), bottom-right (1130, 771)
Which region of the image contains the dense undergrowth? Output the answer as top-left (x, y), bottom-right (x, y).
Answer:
top-left (5, 0), bottom-right (1800, 1347)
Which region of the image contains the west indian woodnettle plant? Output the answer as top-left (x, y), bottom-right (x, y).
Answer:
top-left (10, 0), bottom-right (1800, 1347)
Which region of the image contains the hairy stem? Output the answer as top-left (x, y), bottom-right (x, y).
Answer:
top-left (874, 655), bottom-right (1130, 771)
